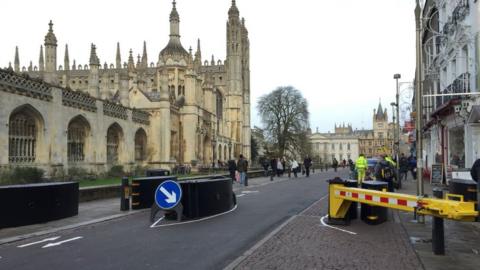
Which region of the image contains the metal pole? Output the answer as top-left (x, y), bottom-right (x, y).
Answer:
top-left (394, 74), bottom-right (401, 188)
top-left (414, 0), bottom-right (425, 223)
top-left (120, 177), bottom-right (130, 211)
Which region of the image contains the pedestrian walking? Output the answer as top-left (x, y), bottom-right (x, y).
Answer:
top-left (355, 154), bottom-right (368, 185)
top-left (276, 158), bottom-right (284, 177)
top-left (236, 154), bottom-right (248, 186)
top-left (304, 155), bottom-right (312, 177)
top-left (228, 159), bottom-right (237, 183)
top-left (270, 157), bottom-right (277, 181)
top-left (262, 159), bottom-right (269, 177)
top-left (332, 158), bottom-right (338, 172)
top-left (291, 159), bottom-right (300, 178)
top-left (408, 155), bottom-right (417, 180)
top-left (399, 153), bottom-right (409, 182)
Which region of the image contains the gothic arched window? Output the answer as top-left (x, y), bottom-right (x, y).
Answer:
top-left (68, 116), bottom-right (90, 163)
top-left (9, 109), bottom-right (38, 163)
top-left (107, 123), bottom-right (123, 164)
top-left (216, 90), bottom-right (223, 120)
top-left (135, 128), bottom-right (147, 161)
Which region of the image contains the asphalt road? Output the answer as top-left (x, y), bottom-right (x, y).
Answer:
top-left (0, 170), bottom-right (347, 270)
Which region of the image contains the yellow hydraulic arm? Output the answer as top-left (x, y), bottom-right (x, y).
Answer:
top-left (329, 184), bottom-right (478, 222)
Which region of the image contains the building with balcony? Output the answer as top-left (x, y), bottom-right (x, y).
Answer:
top-left (417, 0), bottom-right (479, 180)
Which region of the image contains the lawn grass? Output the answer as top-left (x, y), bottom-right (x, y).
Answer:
top-left (77, 171), bottom-right (228, 188)
top-left (79, 177), bottom-right (122, 188)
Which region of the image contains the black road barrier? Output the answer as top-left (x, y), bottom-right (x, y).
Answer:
top-left (361, 181), bottom-right (388, 225)
top-left (432, 187), bottom-right (445, 255)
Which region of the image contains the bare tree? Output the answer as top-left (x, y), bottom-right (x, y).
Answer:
top-left (257, 86), bottom-right (309, 158)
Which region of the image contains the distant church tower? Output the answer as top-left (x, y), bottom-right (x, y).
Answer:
top-left (226, 0), bottom-right (251, 159)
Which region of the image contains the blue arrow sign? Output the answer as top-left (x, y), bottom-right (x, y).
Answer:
top-left (155, 180), bottom-right (182, 210)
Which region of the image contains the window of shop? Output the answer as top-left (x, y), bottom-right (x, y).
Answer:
top-left (449, 127), bottom-right (465, 168)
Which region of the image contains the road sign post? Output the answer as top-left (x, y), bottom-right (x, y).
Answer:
top-left (151, 180), bottom-right (184, 223)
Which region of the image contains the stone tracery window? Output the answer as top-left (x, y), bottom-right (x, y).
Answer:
top-left (107, 123), bottom-right (123, 164)
top-left (135, 128), bottom-right (147, 161)
top-left (68, 116), bottom-right (89, 163)
top-left (9, 111), bottom-right (37, 163)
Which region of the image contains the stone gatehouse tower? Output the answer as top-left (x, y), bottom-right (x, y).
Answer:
top-left (1, 0), bottom-right (251, 175)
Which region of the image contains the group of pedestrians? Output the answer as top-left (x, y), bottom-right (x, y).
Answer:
top-left (262, 155), bottom-right (313, 181)
top-left (228, 154), bottom-right (249, 186)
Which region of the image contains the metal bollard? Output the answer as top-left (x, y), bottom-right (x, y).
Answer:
top-left (120, 177), bottom-right (130, 211)
top-left (432, 188), bottom-right (445, 255)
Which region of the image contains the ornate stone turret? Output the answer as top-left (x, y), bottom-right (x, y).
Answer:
top-left (14, 46), bottom-right (20, 73)
top-left (194, 38), bottom-right (202, 70)
top-left (128, 49), bottom-right (135, 71)
top-left (159, 0), bottom-right (189, 63)
top-left (44, 20), bottom-right (57, 84)
top-left (88, 44), bottom-right (100, 97)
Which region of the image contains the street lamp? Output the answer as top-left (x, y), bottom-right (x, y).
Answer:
top-left (393, 74), bottom-right (401, 187)
top-left (414, 0), bottom-right (425, 223)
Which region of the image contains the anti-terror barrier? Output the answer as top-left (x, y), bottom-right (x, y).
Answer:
top-left (328, 178), bottom-right (479, 254)
top-left (0, 182), bottom-right (79, 229)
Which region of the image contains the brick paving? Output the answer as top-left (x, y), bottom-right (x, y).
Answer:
top-left (234, 194), bottom-right (423, 270)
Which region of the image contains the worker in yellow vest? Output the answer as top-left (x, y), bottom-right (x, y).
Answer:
top-left (385, 155), bottom-right (396, 167)
top-left (355, 154), bottom-right (368, 185)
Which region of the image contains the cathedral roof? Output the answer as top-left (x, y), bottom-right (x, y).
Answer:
top-left (160, 0), bottom-right (189, 60)
top-left (44, 20), bottom-right (57, 46)
top-left (160, 40), bottom-right (189, 58)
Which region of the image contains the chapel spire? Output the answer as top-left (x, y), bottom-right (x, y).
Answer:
top-left (14, 46), bottom-right (20, 72)
top-left (141, 41), bottom-right (148, 68)
top-left (39, 45), bottom-right (45, 72)
top-left (64, 44), bottom-right (70, 71)
top-left (116, 42), bottom-right (122, 69)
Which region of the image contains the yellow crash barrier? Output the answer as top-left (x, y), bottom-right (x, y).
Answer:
top-left (329, 183), bottom-right (478, 222)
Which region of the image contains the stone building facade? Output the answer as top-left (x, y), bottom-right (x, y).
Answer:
top-left (2, 1), bottom-right (251, 175)
top-left (309, 102), bottom-right (394, 164)
top-left (310, 124), bottom-right (360, 164)
top-left (418, 0), bottom-right (479, 176)
top-left (357, 102), bottom-right (394, 157)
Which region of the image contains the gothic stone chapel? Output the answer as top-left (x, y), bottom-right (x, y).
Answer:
top-left (0, 0), bottom-right (251, 177)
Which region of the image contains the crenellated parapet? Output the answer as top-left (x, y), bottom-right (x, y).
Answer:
top-left (0, 68), bottom-right (52, 101)
top-left (103, 100), bottom-right (128, 120)
top-left (61, 87), bottom-right (97, 112)
top-left (132, 109), bottom-right (150, 125)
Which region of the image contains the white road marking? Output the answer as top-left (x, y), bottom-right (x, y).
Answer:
top-left (41, 237), bottom-right (83, 248)
top-left (241, 190), bottom-right (259, 194)
top-left (17, 236), bottom-right (61, 248)
top-left (150, 204), bottom-right (238, 228)
top-left (319, 215), bottom-right (357, 235)
top-left (236, 194), bottom-right (246, 197)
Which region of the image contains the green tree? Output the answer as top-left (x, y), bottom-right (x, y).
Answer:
top-left (257, 86), bottom-right (309, 158)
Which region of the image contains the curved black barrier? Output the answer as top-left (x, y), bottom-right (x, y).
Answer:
top-left (131, 176), bottom-right (178, 209)
top-left (180, 177), bottom-right (234, 219)
top-left (0, 182), bottom-right (79, 229)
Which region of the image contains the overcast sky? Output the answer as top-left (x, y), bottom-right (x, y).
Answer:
top-left (0, 0), bottom-right (416, 132)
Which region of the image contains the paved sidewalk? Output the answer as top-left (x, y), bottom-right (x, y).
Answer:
top-left (0, 173), bottom-right (290, 245)
top-left (397, 177), bottom-right (480, 270)
top-left (228, 173), bottom-right (480, 270)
